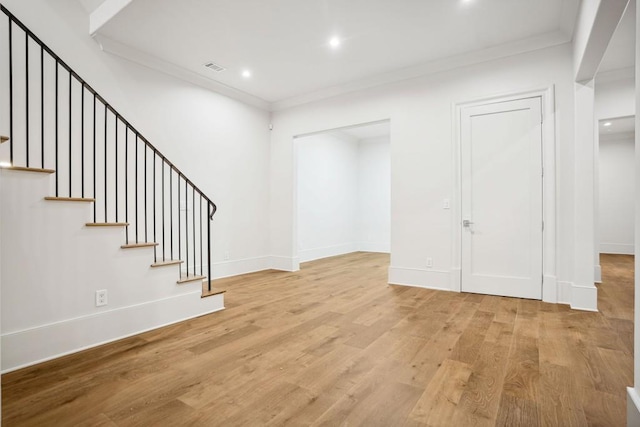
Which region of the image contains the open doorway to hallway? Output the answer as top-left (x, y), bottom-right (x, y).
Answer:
top-left (294, 120), bottom-right (390, 268)
top-left (598, 116), bottom-right (635, 259)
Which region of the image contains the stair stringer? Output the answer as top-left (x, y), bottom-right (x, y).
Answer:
top-left (0, 169), bottom-right (224, 372)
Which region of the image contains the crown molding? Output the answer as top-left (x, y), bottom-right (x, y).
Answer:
top-left (271, 30), bottom-right (571, 111)
top-left (95, 30), bottom-right (571, 113)
top-left (93, 34), bottom-right (271, 111)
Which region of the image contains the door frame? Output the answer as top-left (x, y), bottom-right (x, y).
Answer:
top-left (451, 87), bottom-right (558, 303)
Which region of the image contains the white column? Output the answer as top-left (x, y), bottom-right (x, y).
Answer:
top-left (573, 80), bottom-right (598, 311)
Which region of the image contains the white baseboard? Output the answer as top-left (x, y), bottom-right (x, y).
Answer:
top-left (388, 266), bottom-right (453, 292)
top-left (628, 388), bottom-right (640, 427)
top-left (600, 243), bottom-right (634, 255)
top-left (557, 281), bottom-right (573, 305)
top-left (357, 242), bottom-right (390, 253)
top-left (542, 275), bottom-right (558, 303)
top-left (269, 255), bottom-right (300, 272)
top-left (298, 243), bottom-right (359, 263)
top-left (570, 284), bottom-right (598, 312)
top-left (211, 256), bottom-right (271, 279)
top-left (594, 264), bottom-right (602, 284)
top-left (1, 291), bottom-right (224, 373)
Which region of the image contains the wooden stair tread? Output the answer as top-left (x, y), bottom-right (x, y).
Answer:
top-left (177, 275), bottom-right (206, 284)
top-left (201, 281), bottom-right (226, 298)
top-left (151, 259), bottom-right (184, 268)
top-left (121, 242), bottom-right (158, 249)
top-left (86, 222), bottom-right (129, 227)
top-left (0, 135), bottom-right (8, 143)
top-left (1, 165), bottom-right (55, 174)
top-left (45, 197), bottom-right (95, 202)
top-left (201, 287), bottom-right (226, 299)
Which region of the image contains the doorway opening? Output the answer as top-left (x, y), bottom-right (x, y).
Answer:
top-left (294, 120), bottom-right (390, 268)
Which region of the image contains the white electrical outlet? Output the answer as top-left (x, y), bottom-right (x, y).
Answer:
top-left (96, 289), bottom-right (108, 307)
top-left (426, 257), bottom-right (433, 268)
top-left (224, 251), bottom-right (230, 261)
top-left (443, 199), bottom-right (450, 209)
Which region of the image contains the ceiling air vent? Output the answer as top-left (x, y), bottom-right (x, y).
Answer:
top-left (203, 62), bottom-right (226, 72)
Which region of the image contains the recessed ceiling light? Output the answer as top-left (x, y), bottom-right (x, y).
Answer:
top-left (603, 122), bottom-right (612, 127)
top-left (0, 161), bottom-right (12, 167)
top-left (241, 69), bottom-right (252, 78)
top-left (329, 37), bottom-right (341, 49)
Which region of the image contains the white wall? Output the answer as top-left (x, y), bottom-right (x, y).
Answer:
top-left (599, 133), bottom-right (635, 254)
top-left (296, 133), bottom-right (390, 262)
top-left (358, 137), bottom-right (391, 253)
top-left (594, 77), bottom-right (635, 280)
top-left (271, 43), bottom-right (576, 299)
top-left (297, 133), bottom-right (359, 262)
top-left (0, 0), bottom-right (271, 370)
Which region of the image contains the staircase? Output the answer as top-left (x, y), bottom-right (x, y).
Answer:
top-left (0, 5), bottom-right (225, 369)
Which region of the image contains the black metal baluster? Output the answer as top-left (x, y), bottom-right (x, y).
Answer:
top-left (153, 151), bottom-right (157, 262)
top-left (8, 19), bottom-right (13, 164)
top-left (40, 45), bottom-right (44, 168)
top-left (115, 118), bottom-right (118, 222)
top-left (200, 195), bottom-right (203, 276)
top-left (68, 71), bottom-right (71, 196)
top-left (207, 202), bottom-right (212, 291)
top-left (170, 169), bottom-right (173, 260)
top-left (144, 143), bottom-right (147, 242)
top-left (185, 178), bottom-right (188, 277)
top-left (81, 84), bottom-right (84, 197)
top-left (93, 94), bottom-right (96, 221)
top-left (178, 174), bottom-right (181, 266)
top-left (192, 186), bottom-right (196, 276)
top-left (55, 62), bottom-right (58, 195)
top-left (125, 128), bottom-right (128, 243)
top-left (25, 31), bottom-right (29, 167)
top-left (135, 134), bottom-right (138, 241)
top-left (162, 161), bottom-right (165, 261)
top-left (103, 105), bottom-right (107, 222)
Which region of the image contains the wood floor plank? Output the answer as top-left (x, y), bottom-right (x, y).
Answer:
top-left (2, 252), bottom-right (635, 426)
top-left (408, 358), bottom-right (473, 424)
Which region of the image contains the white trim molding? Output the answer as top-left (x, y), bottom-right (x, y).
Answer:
top-left (594, 264), bottom-right (602, 283)
top-left (94, 35), bottom-right (270, 111)
top-left (388, 267), bottom-right (453, 292)
top-left (2, 292), bottom-right (224, 373)
top-left (452, 87), bottom-right (560, 304)
top-left (211, 256), bottom-right (271, 279)
top-left (600, 243), bottom-right (635, 255)
top-left (628, 388), bottom-right (640, 426)
top-left (557, 281), bottom-right (573, 305)
top-left (555, 281), bottom-right (598, 311)
top-left (298, 243), bottom-right (359, 263)
top-left (570, 284), bottom-right (599, 312)
top-left (269, 255), bottom-right (300, 272)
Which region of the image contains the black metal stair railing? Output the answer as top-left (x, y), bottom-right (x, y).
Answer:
top-left (0, 4), bottom-right (218, 290)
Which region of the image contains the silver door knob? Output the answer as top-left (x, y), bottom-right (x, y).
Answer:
top-left (463, 219), bottom-right (474, 227)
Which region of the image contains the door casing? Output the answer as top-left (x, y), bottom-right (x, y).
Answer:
top-left (451, 87), bottom-right (557, 303)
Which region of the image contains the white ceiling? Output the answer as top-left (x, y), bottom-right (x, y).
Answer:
top-left (93, 0), bottom-right (579, 109)
top-left (599, 0), bottom-right (636, 74)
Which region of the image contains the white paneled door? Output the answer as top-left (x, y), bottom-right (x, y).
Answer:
top-left (460, 97), bottom-right (543, 300)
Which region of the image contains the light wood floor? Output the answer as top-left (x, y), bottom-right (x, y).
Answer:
top-left (2, 252), bottom-right (634, 426)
